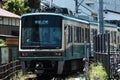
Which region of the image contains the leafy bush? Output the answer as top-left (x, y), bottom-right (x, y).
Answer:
top-left (88, 62), bottom-right (108, 80)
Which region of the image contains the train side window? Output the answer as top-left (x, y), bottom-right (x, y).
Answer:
top-left (85, 28), bottom-right (89, 42)
top-left (74, 27), bottom-right (77, 42)
top-left (105, 30), bottom-right (109, 42)
top-left (92, 29), bottom-right (97, 37)
top-left (114, 31), bottom-right (116, 44)
top-left (87, 28), bottom-right (89, 42)
top-left (111, 31), bottom-right (113, 43)
top-left (68, 26), bottom-right (72, 43)
top-left (118, 36), bottom-right (119, 43)
top-left (74, 26), bottom-right (80, 43)
top-left (93, 29), bottom-right (95, 36)
top-left (65, 25), bottom-right (72, 44)
top-left (79, 27), bottom-right (81, 43)
top-left (65, 25), bottom-right (69, 44)
top-left (118, 36), bottom-right (120, 43)
top-left (81, 28), bottom-right (84, 42)
top-left (91, 29), bottom-right (94, 41)
top-left (85, 28), bottom-right (87, 42)
top-left (70, 26), bottom-right (72, 42)
top-left (94, 29), bottom-right (97, 35)
top-left (68, 26), bottom-right (70, 43)
top-left (105, 30), bottom-right (109, 34)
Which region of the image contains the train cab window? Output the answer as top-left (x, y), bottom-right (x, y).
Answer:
top-left (21, 15), bottom-right (62, 49)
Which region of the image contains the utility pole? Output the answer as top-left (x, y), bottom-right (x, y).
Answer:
top-left (98, 0), bottom-right (104, 52)
top-left (50, 0), bottom-right (53, 8)
top-left (108, 33), bottom-right (111, 80)
top-left (74, 0), bottom-right (84, 13)
top-left (75, 0), bottom-right (78, 13)
top-left (99, 0), bottom-right (111, 80)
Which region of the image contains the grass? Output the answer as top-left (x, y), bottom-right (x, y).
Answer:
top-left (10, 70), bottom-right (36, 80)
top-left (11, 63), bottom-right (107, 80)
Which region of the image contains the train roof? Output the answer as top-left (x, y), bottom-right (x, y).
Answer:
top-left (90, 21), bottom-right (118, 28)
top-left (117, 27), bottom-right (120, 32)
top-left (21, 12), bottom-right (89, 24)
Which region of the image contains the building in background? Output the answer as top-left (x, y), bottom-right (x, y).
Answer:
top-left (0, 8), bottom-right (20, 36)
top-left (46, 0), bottom-right (120, 26)
top-left (0, 7), bottom-right (20, 64)
top-left (78, 0), bottom-right (120, 24)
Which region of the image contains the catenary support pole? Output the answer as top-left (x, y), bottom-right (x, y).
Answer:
top-left (98, 0), bottom-right (104, 52)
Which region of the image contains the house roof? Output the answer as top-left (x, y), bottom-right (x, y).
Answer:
top-left (0, 34), bottom-right (18, 38)
top-left (0, 8), bottom-right (20, 18)
top-left (104, 9), bottom-right (120, 14)
top-left (104, 9), bottom-right (120, 20)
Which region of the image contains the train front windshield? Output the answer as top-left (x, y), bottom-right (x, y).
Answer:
top-left (21, 15), bottom-right (62, 49)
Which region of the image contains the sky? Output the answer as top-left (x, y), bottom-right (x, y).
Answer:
top-left (46, 0), bottom-right (75, 12)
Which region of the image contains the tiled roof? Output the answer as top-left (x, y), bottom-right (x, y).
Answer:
top-left (0, 8), bottom-right (20, 18)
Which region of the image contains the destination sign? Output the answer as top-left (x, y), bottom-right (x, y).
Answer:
top-left (35, 20), bottom-right (48, 25)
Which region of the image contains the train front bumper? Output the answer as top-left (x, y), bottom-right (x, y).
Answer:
top-left (19, 56), bottom-right (65, 61)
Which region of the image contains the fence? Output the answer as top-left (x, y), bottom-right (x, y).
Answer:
top-left (93, 33), bottom-right (120, 79)
top-left (0, 60), bottom-right (21, 80)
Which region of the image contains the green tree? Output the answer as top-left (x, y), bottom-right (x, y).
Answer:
top-left (27, 0), bottom-right (41, 9)
top-left (0, 39), bottom-right (6, 46)
top-left (25, 0), bottom-right (41, 12)
top-left (3, 0), bottom-right (30, 15)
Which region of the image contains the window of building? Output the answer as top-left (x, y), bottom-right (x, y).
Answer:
top-left (0, 17), bottom-right (3, 24)
top-left (16, 19), bottom-right (20, 26)
top-left (3, 17), bottom-right (9, 25)
top-left (8, 18), bottom-right (12, 26)
top-left (12, 19), bottom-right (16, 26)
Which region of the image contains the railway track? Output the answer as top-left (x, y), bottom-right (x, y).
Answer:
top-left (26, 72), bottom-right (86, 80)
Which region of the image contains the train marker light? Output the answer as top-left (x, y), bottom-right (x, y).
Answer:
top-left (57, 52), bottom-right (62, 56)
top-left (21, 52), bottom-right (25, 57)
